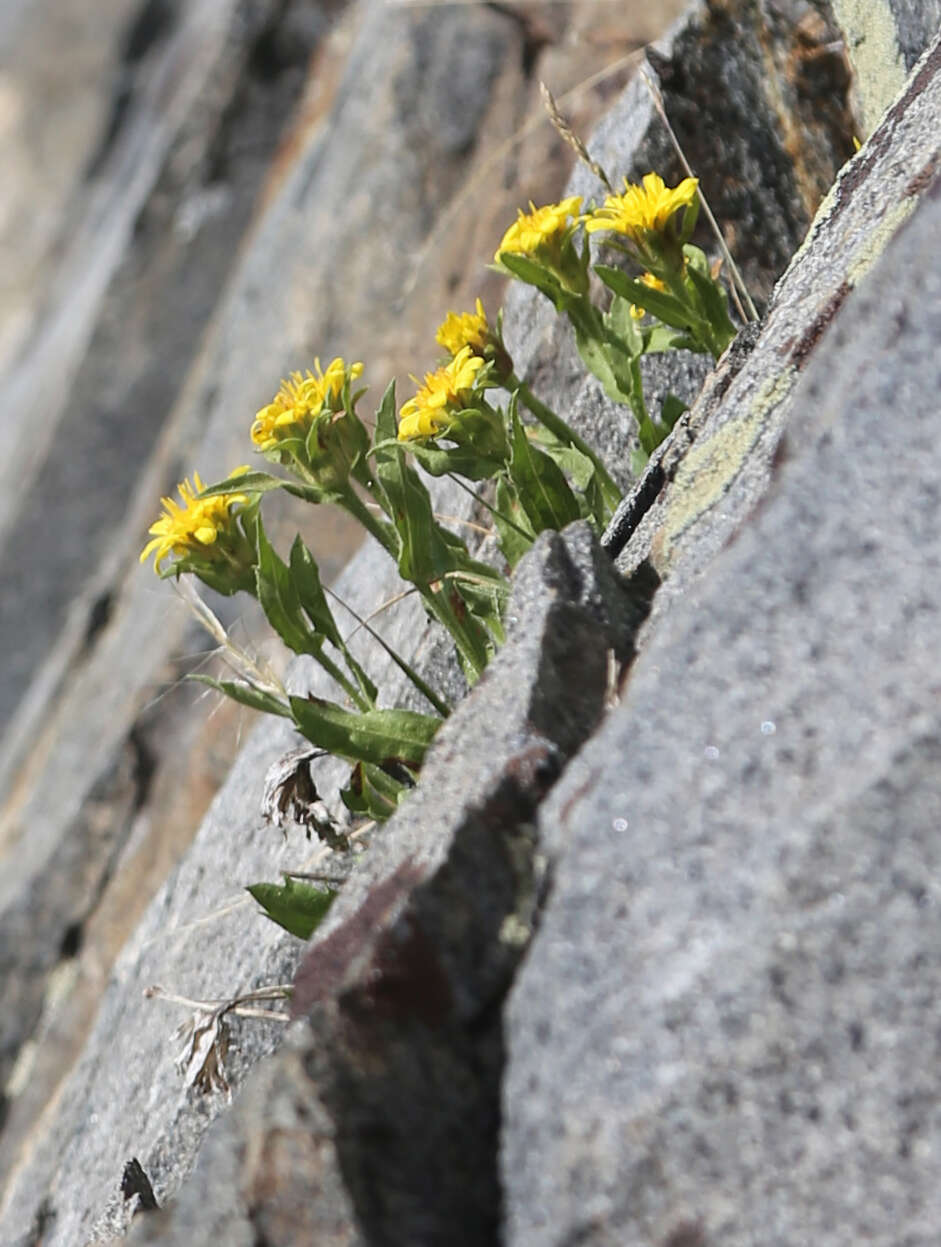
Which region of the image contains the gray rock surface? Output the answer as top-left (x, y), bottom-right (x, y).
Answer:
top-left (2, 0), bottom-right (621, 1188)
top-left (503, 0), bottom-right (855, 479)
top-left (831, 0), bottom-right (941, 134)
top-left (124, 522), bottom-right (652, 1246)
top-left (609, 32), bottom-right (941, 614)
top-left (503, 141), bottom-right (941, 1247)
top-left (2, 3), bottom-right (939, 1245)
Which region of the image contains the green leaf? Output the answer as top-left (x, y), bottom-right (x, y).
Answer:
top-left (288, 537), bottom-right (341, 649)
top-left (372, 399), bottom-right (467, 586)
top-left (255, 517), bottom-right (321, 657)
top-left (660, 393), bottom-right (688, 431)
top-left (340, 761), bottom-right (409, 821)
top-left (492, 476), bottom-right (534, 569)
top-left (595, 265), bottom-right (696, 333)
top-left (605, 294), bottom-right (644, 353)
top-left (400, 439), bottom-right (503, 482)
top-left (188, 674), bottom-right (291, 718)
top-left (247, 878), bottom-right (336, 940)
top-left (289, 697), bottom-right (441, 767)
top-left (685, 263), bottom-right (737, 356)
top-left (289, 536), bottom-right (378, 707)
top-left (507, 396), bottom-right (581, 534)
top-left (197, 470), bottom-right (288, 499)
top-left (497, 252), bottom-right (569, 311)
top-left (644, 325), bottom-right (702, 354)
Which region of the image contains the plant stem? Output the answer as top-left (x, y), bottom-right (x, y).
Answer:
top-left (325, 586), bottom-right (452, 718)
top-left (446, 472), bottom-right (533, 542)
top-left (510, 374), bottom-right (621, 512)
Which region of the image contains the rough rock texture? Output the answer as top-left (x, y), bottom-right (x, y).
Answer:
top-left (2, 4), bottom-right (939, 1246)
top-left (503, 167), bottom-right (941, 1247)
top-left (831, 0), bottom-right (941, 134)
top-left (503, 0), bottom-right (857, 476)
top-left (1, 0), bottom-right (671, 1198)
top-left (606, 31), bottom-right (941, 611)
top-left (0, 532), bottom-right (462, 1246)
top-left (119, 522), bottom-right (653, 1247)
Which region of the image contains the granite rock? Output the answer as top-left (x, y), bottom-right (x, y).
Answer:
top-left (118, 522), bottom-right (651, 1246)
top-left (831, 0), bottom-right (941, 135)
top-left (503, 134), bottom-right (941, 1247)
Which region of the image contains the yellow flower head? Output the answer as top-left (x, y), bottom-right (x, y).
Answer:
top-left (436, 298), bottom-right (490, 357)
top-left (495, 196), bottom-right (582, 262)
top-left (140, 468), bottom-right (250, 571)
top-left (251, 358), bottom-right (363, 451)
top-left (398, 346), bottom-right (485, 441)
top-left (629, 272), bottom-right (668, 319)
top-left (584, 173), bottom-right (699, 242)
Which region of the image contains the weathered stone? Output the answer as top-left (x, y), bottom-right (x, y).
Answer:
top-left (503, 0), bottom-right (855, 486)
top-left (502, 157), bottom-right (941, 1247)
top-left (831, 0), bottom-right (941, 134)
top-left (609, 32), bottom-right (941, 615)
top-left (0, 0), bottom-right (528, 1175)
top-left (127, 1024), bottom-right (363, 1247)
top-left (110, 524), bottom-right (649, 1246)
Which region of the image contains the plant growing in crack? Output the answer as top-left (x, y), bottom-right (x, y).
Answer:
top-left (140, 80), bottom-right (754, 982)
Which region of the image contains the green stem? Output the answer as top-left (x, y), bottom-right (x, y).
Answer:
top-left (446, 472), bottom-right (533, 543)
top-left (312, 645), bottom-right (374, 713)
top-left (325, 586), bottom-right (452, 719)
top-left (335, 485), bottom-right (398, 560)
top-left (510, 374), bottom-right (621, 512)
top-left (421, 584), bottom-right (489, 684)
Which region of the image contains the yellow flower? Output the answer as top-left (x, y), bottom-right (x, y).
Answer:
top-left (398, 346), bottom-right (485, 441)
top-left (495, 196), bottom-right (582, 261)
top-left (584, 173), bottom-right (699, 242)
top-left (436, 298), bottom-right (490, 357)
top-left (629, 272), bottom-right (668, 319)
top-left (252, 358), bottom-right (363, 451)
top-left (140, 468), bottom-right (250, 571)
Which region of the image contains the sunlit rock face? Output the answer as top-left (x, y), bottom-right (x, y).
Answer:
top-left (1, 4), bottom-right (939, 1245)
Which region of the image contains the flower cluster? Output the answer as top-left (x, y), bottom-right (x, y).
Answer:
top-left (251, 358), bottom-right (363, 452)
top-left (140, 469), bottom-right (250, 573)
top-left (435, 298), bottom-right (490, 357)
top-left (495, 196), bottom-right (582, 262)
top-left (584, 173), bottom-right (699, 244)
top-left (398, 346), bottom-right (486, 441)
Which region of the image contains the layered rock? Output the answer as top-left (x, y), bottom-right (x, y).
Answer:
top-left (0, 0), bottom-right (672, 1209)
top-left (2, 3), bottom-right (939, 1245)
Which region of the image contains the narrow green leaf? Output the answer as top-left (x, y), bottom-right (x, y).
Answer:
top-left (289, 697), bottom-right (441, 767)
top-left (660, 394), bottom-right (688, 431)
top-left (497, 253), bottom-right (569, 311)
top-left (188, 674), bottom-right (291, 718)
top-left (507, 397), bottom-right (581, 534)
top-left (255, 518), bottom-right (321, 657)
top-left (247, 878), bottom-right (336, 940)
top-left (595, 265), bottom-right (696, 332)
top-left (340, 761), bottom-right (409, 821)
top-left (289, 536), bottom-right (342, 649)
top-left (686, 264), bottom-right (737, 355)
top-left (198, 470), bottom-right (288, 499)
top-left (403, 440), bottom-right (502, 481)
top-left (644, 325), bottom-right (701, 354)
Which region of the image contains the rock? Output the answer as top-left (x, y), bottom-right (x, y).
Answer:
top-left (831, 0), bottom-right (941, 135)
top-left (0, 0), bottom-right (616, 1189)
top-left (607, 32), bottom-right (941, 614)
top-left (121, 522), bottom-right (651, 1246)
top-left (503, 0), bottom-right (856, 482)
top-left (4, 4), bottom-right (937, 1244)
top-left (502, 112), bottom-right (941, 1247)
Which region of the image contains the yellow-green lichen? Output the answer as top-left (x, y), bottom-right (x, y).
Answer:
top-left (658, 369), bottom-right (795, 563)
top-left (845, 197), bottom-right (918, 287)
top-left (830, 0), bottom-right (906, 137)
